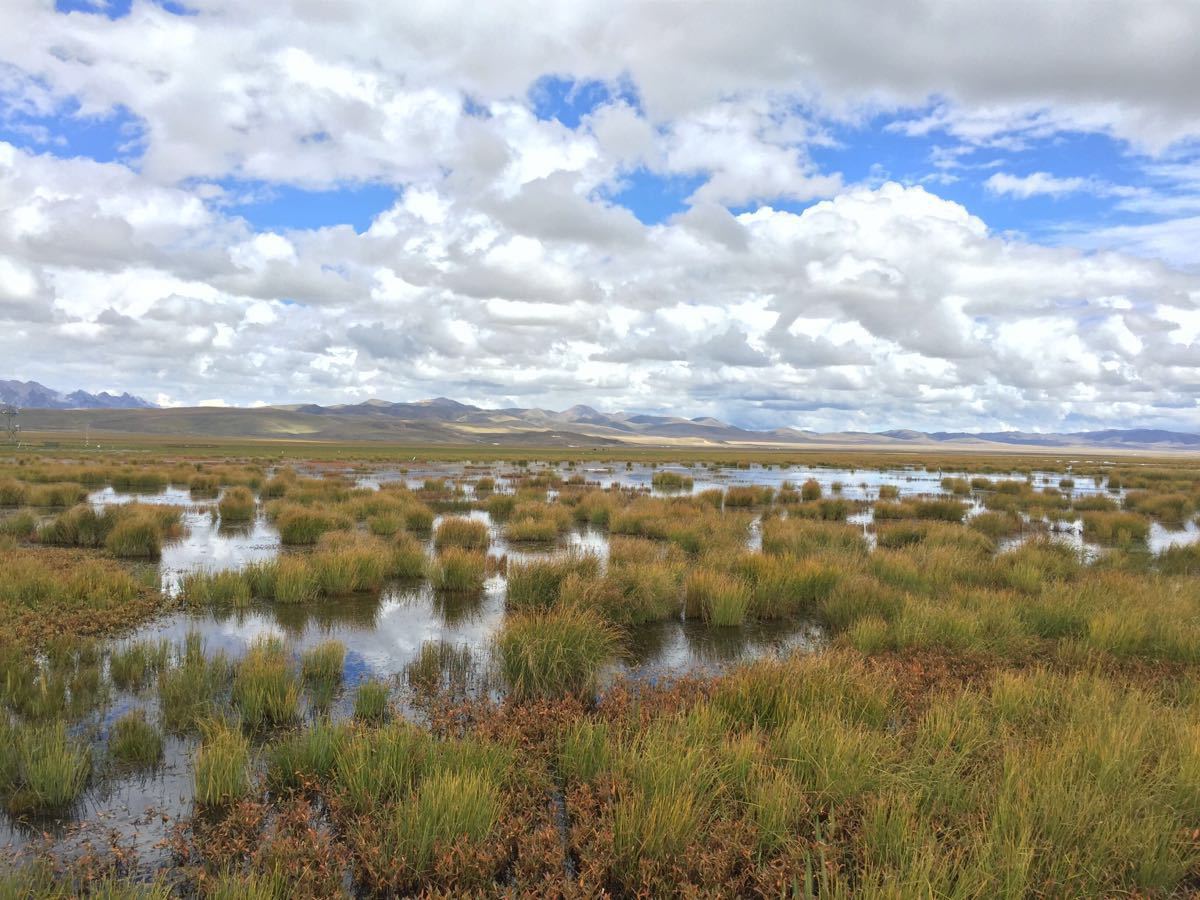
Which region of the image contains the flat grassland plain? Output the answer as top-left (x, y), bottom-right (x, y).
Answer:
top-left (1, 435), bottom-right (1199, 897)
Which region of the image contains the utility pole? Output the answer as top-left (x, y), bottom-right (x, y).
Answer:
top-left (1, 405), bottom-right (17, 444)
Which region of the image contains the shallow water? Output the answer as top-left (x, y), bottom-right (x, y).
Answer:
top-left (353, 461), bottom-right (1118, 500)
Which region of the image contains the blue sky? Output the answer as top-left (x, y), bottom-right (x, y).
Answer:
top-left (0, 1), bottom-right (1197, 430)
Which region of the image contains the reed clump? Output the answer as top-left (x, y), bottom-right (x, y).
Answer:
top-left (434, 516), bottom-right (490, 551)
top-left (495, 605), bottom-right (622, 700)
top-left (217, 485), bottom-right (256, 522)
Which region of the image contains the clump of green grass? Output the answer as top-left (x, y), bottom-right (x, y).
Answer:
top-left (1082, 510), bottom-right (1150, 544)
top-left (608, 725), bottom-right (724, 886)
top-left (800, 478), bottom-right (822, 501)
top-left (430, 548), bottom-right (487, 593)
top-left (762, 518), bottom-right (867, 557)
top-left (353, 678), bottom-right (392, 722)
top-left (157, 639), bottom-right (232, 732)
top-left (495, 605), bottom-right (622, 700)
top-left (310, 535), bottom-right (391, 595)
top-left (218, 486), bottom-right (256, 523)
top-left (484, 493), bottom-right (517, 521)
top-left (182, 568), bottom-right (252, 607)
top-left (1123, 491), bottom-right (1195, 525)
top-left (652, 471), bottom-right (694, 491)
top-left (193, 721), bottom-right (251, 807)
top-left (392, 533), bottom-right (427, 579)
top-left (969, 510), bottom-right (1022, 539)
top-left (0, 509), bottom-right (37, 539)
top-left (104, 513), bottom-right (164, 558)
top-left (26, 482), bottom-right (89, 507)
top-left (109, 638), bottom-right (170, 691)
top-left (403, 503), bottom-right (435, 532)
top-left (269, 556), bottom-right (319, 603)
top-left (724, 485), bottom-right (774, 507)
top-left (561, 560), bottom-right (682, 626)
top-left (941, 476), bottom-right (971, 495)
top-left (333, 722), bottom-right (426, 813)
top-left (734, 553), bottom-right (840, 619)
top-left (506, 553), bottom-right (600, 611)
top-left (684, 568), bottom-right (751, 626)
top-left (503, 515), bottom-right (559, 542)
top-left (0, 479), bottom-right (29, 506)
top-left (273, 504), bottom-right (351, 545)
top-left (3, 723), bottom-right (91, 815)
top-left (266, 720), bottom-right (346, 792)
top-left (189, 473), bottom-right (221, 497)
top-left (382, 770), bottom-right (502, 877)
top-left (301, 640), bottom-right (345, 709)
top-left (38, 503), bottom-right (182, 557)
top-left (108, 709), bottom-right (163, 768)
top-left (232, 637), bottom-right (300, 728)
top-left (367, 511), bottom-right (404, 536)
top-left (1157, 543), bottom-right (1200, 575)
top-left (433, 516), bottom-right (489, 551)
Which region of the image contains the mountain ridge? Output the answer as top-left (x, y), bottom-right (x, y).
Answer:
top-left (6, 393), bottom-right (1198, 451)
top-left (0, 380), bottom-right (155, 411)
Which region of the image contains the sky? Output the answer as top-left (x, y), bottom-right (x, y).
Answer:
top-left (1, 0), bottom-right (1198, 433)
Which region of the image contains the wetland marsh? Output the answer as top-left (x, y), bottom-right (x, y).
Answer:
top-left (1, 447), bottom-right (1198, 897)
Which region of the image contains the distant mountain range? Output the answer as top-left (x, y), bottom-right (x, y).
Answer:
top-left (8, 393), bottom-right (1199, 451)
top-left (0, 380), bottom-right (155, 410)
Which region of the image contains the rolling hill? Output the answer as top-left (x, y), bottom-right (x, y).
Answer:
top-left (8, 395), bottom-right (1198, 451)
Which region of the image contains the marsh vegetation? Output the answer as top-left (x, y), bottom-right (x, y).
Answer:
top-left (0, 449), bottom-right (1198, 895)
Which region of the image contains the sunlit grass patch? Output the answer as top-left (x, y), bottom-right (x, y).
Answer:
top-left (232, 637), bottom-right (300, 728)
top-left (182, 568), bottom-right (252, 607)
top-left (430, 547), bottom-right (486, 593)
top-left (495, 605), bottom-right (621, 700)
top-left (217, 485), bottom-right (256, 523)
top-left (433, 516), bottom-right (489, 551)
top-left (734, 552), bottom-right (841, 619)
top-left (724, 485), bottom-right (774, 507)
top-left (684, 568), bottom-right (751, 626)
top-left (353, 678), bottom-right (392, 723)
top-left (561, 559), bottom-right (682, 625)
top-left (3, 723), bottom-right (91, 816)
top-left (506, 552), bottom-right (600, 611)
top-left (762, 518), bottom-right (867, 557)
top-left (1082, 510), bottom-right (1150, 544)
top-left (157, 636), bottom-right (232, 733)
top-left (193, 720), bottom-right (251, 807)
top-left (310, 533), bottom-right (392, 595)
top-left (651, 470), bottom-right (693, 491)
top-left (272, 503), bottom-right (352, 545)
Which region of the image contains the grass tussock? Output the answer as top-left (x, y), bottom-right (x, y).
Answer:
top-left (430, 548), bottom-right (487, 593)
top-left (433, 516), bottom-right (489, 551)
top-left (505, 553), bottom-right (600, 611)
top-left (232, 637), bottom-right (300, 728)
top-left (1, 723), bottom-right (91, 815)
top-left (108, 709), bottom-right (163, 768)
top-left (217, 486), bottom-right (256, 523)
top-left (193, 721), bottom-right (251, 807)
top-left (495, 605), bottom-right (622, 700)
top-left (684, 568), bottom-right (752, 626)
